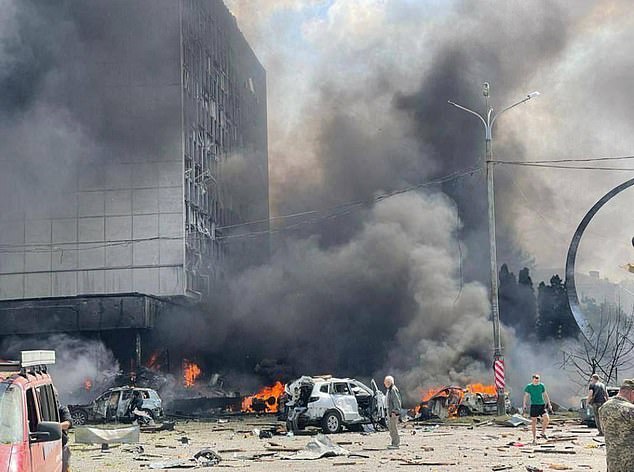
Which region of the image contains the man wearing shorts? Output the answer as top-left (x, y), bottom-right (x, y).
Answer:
top-left (523, 374), bottom-right (552, 444)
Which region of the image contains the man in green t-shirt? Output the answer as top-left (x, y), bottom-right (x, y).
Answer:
top-left (523, 373), bottom-right (552, 444)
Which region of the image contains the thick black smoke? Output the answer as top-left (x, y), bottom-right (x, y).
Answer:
top-left (0, 0), bottom-right (180, 219)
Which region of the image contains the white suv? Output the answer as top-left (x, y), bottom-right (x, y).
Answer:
top-left (282, 376), bottom-right (387, 434)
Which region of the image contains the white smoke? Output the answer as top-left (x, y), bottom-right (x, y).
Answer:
top-left (0, 334), bottom-right (120, 404)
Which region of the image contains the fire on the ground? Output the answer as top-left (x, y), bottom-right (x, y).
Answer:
top-left (241, 381), bottom-right (285, 413)
top-left (414, 384), bottom-right (511, 419)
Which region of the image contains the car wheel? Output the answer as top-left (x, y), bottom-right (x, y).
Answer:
top-left (322, 410), bottom-right (342, 434)
top-left (457, 405), bottom-right (470, 417)
top-left (71, 409), bottom-right (88, 426)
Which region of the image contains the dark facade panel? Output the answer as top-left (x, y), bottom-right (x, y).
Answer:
top-left (0, 294), bottom-right (159, 335)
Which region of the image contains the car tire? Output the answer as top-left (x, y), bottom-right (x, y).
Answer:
top-left (457, 405), bottom-right (470, 417)
top-left (322, 410), bottom-right (342, 434)
top-left (71, 409), bottom-right (88, 426)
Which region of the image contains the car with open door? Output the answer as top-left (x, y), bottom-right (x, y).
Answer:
top-left (69, 386), bottom-right (163, 425)
top-left (0, 350), bottom-right (63, 472)
top-left (282, 375), bottom-right (387, 434)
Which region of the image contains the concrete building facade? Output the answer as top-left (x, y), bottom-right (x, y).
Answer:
top-left (0, 0), bottom-right (268, 305)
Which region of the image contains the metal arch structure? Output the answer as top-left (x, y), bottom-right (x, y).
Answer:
top-left (565, 177), bottom-right (634, 341)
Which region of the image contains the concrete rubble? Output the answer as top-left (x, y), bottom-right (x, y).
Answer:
top-left (68, 413), bottom-right (609, 471)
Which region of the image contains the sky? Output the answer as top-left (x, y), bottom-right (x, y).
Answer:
top-left (225, 0), bottom-right (634, 285)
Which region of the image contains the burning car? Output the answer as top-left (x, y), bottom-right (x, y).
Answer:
top-left (281, 376), bottom-right (387, 434)
top-left (416, 384), bottom-right (511, 419)
top-left (69, 386), bottom-right (163, 425)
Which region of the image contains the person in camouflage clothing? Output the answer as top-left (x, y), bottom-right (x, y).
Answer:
top-left (598, 378), bottom-right (634, 472)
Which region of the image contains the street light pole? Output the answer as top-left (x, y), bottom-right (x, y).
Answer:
top-left (449, 84), bottom-right (539, 415)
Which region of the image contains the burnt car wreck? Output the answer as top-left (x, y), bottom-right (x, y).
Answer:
top-left (415, 385), bottom-right (512, 420)
top-left (279, 376), bottom-right (387, 434)
top-left (69, 386), bottom-right (164, 425)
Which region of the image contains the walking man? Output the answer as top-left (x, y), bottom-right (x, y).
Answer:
top-left (523, 373), bottom-right (552, 445)
top-left (54, 387), bottom-right (72, 472)
top-left (384, 375), bottom-right (401, 449)
top-left (587, 373), bottom-right (608, 436)
top-left (598, 379), bottom-right (634, 472)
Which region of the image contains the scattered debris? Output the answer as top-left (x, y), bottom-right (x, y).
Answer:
top-left (194, 448), bottom-right (222, 467)
top-left (143, 421), bottom-right (176, 433)
top-left (532, 448), bottom-right (577, 455)
top-left (283, 433), bottom-right (349, 460)
top-left (396, 459), bottom-right (458, 466)
top-left (491, 466), bottom-right (513, 471)
top-left (148, 458), bottom-right (196, 469)
top-left (496, 414), bottom-right (531, 427)
top-left (122, 445), bottom-right (145, 454)
top-left (75, 425), bottom-right (140, 445)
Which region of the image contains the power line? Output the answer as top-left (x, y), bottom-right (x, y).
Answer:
top-left (491, 161), bottom-right (634, 172)
top-left (511, 155), bottom-right (634, 164)
top-left (216, 166), bottom-right (483, 241)
top-left (0, 236), bottom-right (182, 254)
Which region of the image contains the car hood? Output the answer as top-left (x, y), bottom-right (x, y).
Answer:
top-left (0, 444), bottom-right (10, 472)
top-left (0, 443), bottom-right (18, 472)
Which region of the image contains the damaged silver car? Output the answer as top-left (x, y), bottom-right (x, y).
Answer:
top-left (280, 375), bottom-right (387, 434)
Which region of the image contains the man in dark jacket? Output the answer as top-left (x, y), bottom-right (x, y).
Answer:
top-left (384, 375), bottom-right (401, 449)
top-left (587, 373), bottom-right (608, 436)
top-left (54, 387), bottom-right (72, 472)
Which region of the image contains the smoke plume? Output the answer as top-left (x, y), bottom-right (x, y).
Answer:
top-left (0, 334), bottom-right (120, 404)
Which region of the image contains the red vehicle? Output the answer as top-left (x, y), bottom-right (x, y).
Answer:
top-left (0, 351), bottom-right (62, 472)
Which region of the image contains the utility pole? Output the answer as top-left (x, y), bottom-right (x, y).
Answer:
top-left (449, 84), bottom-right (539, 415)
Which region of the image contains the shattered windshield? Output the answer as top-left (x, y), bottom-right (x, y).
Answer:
top-left (0, 383), bottom-right (23, 444)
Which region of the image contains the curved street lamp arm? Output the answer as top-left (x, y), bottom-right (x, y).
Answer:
top-left (491, 92), bottom-right (539, 126)
top-left (447, 100), bottom-right (487, 129)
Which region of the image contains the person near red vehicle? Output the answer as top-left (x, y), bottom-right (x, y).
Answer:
top-left (54, 387), bottom-right (73, 472)
top-left (0, 351), bottom-right (63, 472)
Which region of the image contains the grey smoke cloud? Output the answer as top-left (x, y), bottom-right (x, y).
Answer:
top-left (0, 334), bottom-right (120, 404)
top-left (0, 0), bottom-right (180, 219)
top-left (223, 191), bottom-right (495, 402)
top-left (217, 0), bottom-right (634, 402)
top-left (228, 0), bottom-right (634, 281)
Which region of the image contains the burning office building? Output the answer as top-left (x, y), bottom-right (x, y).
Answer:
top-left (0, 0), bottom-right (268, 398)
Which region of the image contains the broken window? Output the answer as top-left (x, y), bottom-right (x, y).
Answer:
top-left (332, 383), bottom-right (351, 395)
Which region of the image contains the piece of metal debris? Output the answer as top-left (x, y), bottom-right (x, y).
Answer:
top-left (75, 426), bottom-right (140, 445)
top-left (194, 448), bottom-right (222, 467)
top-left (283, 433), bottom-right (349, 460)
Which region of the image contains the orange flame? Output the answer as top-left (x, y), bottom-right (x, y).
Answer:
top-left (241, 381), bottom-right (285, 413)
top-left (466, 383), bottom-right (497, 397)
top-left (183, 359), bottom-right (201, 388)
top-left (84, 379), bottom-right (92, 391)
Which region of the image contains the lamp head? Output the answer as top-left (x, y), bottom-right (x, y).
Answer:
top-left (482, 82), bottom-right (490, 97)
top-left (527, 91), bottom-right (540, 99)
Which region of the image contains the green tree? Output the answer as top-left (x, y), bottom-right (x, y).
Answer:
top-left (537, 275), bottom-right (578, 340)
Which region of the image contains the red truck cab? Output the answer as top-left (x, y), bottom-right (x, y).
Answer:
top-left (0, 351), bottom-right (62, 472)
